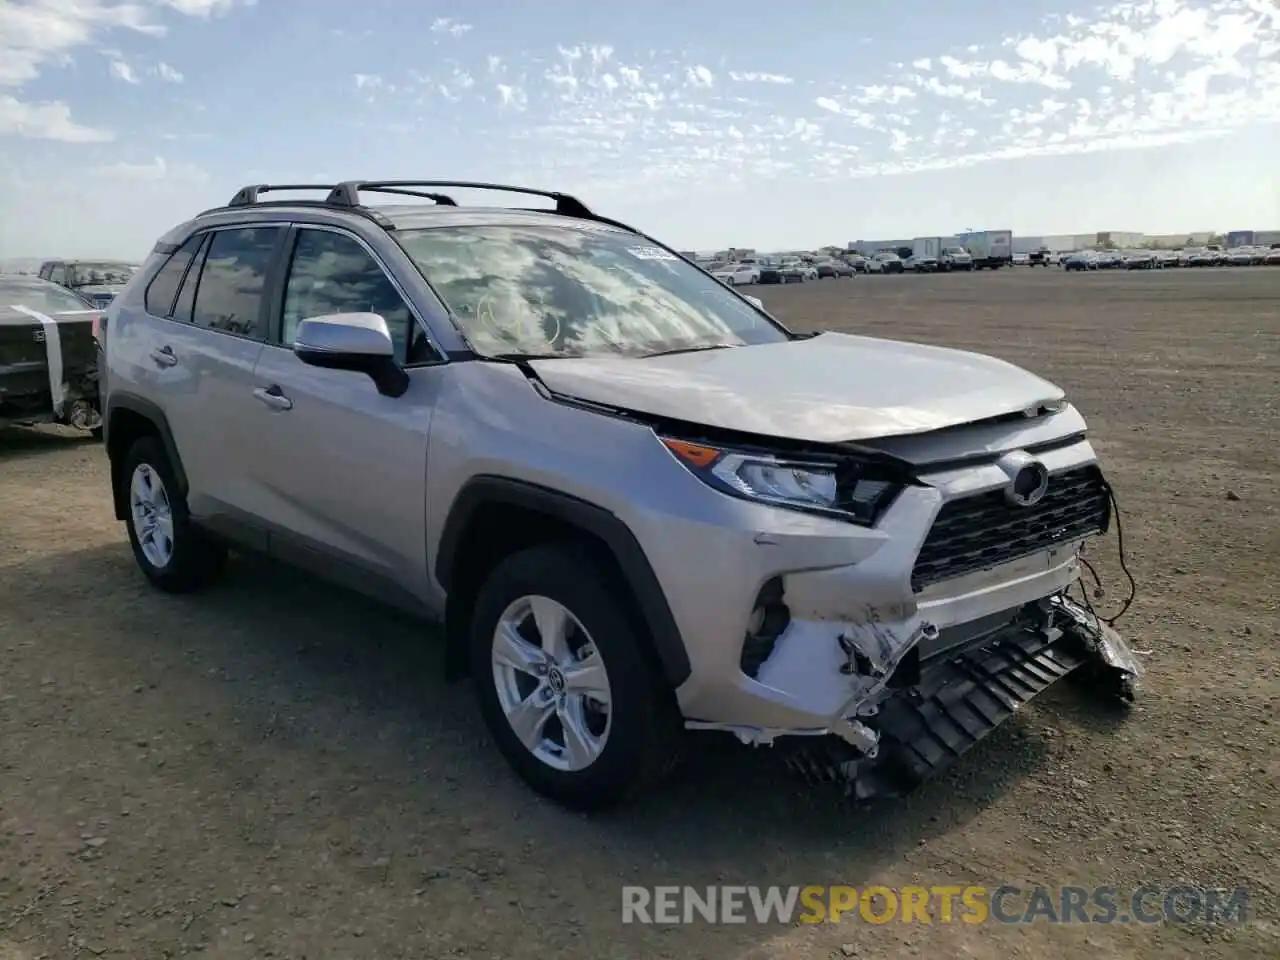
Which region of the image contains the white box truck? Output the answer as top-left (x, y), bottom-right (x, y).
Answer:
top-left (956, 229), bottom-right (1014, 269)
top-left (912, 237), bottom-right (942, 259)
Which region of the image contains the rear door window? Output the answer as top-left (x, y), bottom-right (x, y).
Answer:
top-left (190, 227), bottom-right (282, 339)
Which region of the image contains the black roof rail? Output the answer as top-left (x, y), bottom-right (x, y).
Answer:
top-left (227, 183), bottom-right (341, 207)
top-left (331, 180), bottom-right (595, 218)
top-left (197, 196), bottom-right (396, 229)
top-left (327, 183), bottom-right (457, 206)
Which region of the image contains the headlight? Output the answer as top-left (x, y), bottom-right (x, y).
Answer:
top-left (659, 437), bottom-right (902, 525)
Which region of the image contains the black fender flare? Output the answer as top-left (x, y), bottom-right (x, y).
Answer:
top-left (435, 476), bottom-right (692, 688)
top-left (104, 393), bottom-right (189, 518)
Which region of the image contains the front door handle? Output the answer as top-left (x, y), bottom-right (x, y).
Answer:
top-left (150, 346), bottom-right (178, 368)
top-left (252, 385), bottom-right (293, 411)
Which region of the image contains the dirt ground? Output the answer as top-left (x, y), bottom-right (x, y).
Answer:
top-left (1, 266), bottom-right (1277, 960)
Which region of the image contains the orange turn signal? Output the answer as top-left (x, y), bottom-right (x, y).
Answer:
top-left (661, 438), bottom-right (721, 469)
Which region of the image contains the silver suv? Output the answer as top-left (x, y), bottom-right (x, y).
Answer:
top-left (99, 181), bottom-right (1142, 810)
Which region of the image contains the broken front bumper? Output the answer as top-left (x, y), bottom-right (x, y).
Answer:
top-left (779, 595), bottom-right (1143, 799)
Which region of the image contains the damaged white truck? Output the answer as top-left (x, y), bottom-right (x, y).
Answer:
top-left (100, 180), bottom-right (1142, 812)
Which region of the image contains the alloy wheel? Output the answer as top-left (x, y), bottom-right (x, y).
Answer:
top-left (129, 463), bottom-right (174, 568)
top-left (491, 595), bottom-right (613, 772)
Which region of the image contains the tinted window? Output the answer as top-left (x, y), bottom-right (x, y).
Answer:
top-left (47, 263), bottom-right (67, 285)
top-left (281, 230), bottom-right (417, 358)
top-left (171, 234), bottom-right (212, 324)
top-left (144, 236), bottom-right (203, 317)
top-left (191, 227), bottom-right (281, 337)
top-left (396, 225), bottom-right (787, 359)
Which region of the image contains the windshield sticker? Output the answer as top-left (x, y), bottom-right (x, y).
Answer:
top-left (626, 245), bottom-right (678, 261)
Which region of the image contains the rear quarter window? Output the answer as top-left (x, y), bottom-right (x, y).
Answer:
top-left (144, 236), bottom-right (204, 318)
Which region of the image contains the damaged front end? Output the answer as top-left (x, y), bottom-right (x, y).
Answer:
top-left (779, 594), bottom-right (1142, 800)
top-left (0, 309), bottom-right (102, 432)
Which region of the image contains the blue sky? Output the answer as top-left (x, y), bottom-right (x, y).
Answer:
top-left (1, 0), bottom-right (1277, 259)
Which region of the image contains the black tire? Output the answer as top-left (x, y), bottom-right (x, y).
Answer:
top-left (468, 543), bottom-right (681, 811)
top-left (122, 436), bottom-right (226, 593)
top-left (90, 426), bottom-right (103, 441)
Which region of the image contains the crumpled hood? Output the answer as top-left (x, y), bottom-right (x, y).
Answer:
top-left (527, 332), bottom-right (1065, 443)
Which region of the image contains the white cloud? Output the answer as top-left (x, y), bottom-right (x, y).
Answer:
top-left (109, 59), bottom-right (139, 84)
top-left (0, 95), bottom-right (112, 142)
top-left (354, 73), bottom-right (382, 90)
top-left (430, 17), bottom-right (472, 37)
top-left (157, 0), bottom-right (253, 15)
top-left (497, 84), bottom-right (527, 109)
top-left (92, 156), bottom-right (207, 183)
top-left (0, 0), bottom-right (247, 141)
top-left (685, 64), bottom-right (715, 88)
top-left (156, 62), bottom-right (184, 83)
top-left (728, 71), bottom-right (794, 84)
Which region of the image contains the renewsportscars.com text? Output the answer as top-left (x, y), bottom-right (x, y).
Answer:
top-left (621, 884), bottom-right (1250, 926)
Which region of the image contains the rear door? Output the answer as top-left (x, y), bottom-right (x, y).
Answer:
top-left (147, 225), bottom-right (284, 535)
top-left (246, 225), bottom-right (444, 602)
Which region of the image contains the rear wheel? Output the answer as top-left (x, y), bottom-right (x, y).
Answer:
top-left (123, 436), bottom-right (226, 592)
top-left (469, 544), bottom-right (681, 811)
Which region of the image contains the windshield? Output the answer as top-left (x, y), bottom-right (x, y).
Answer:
top-left (397, 224), bottom-right (788, 359)
top-left (1, 281), bottom-right (93, 314)
top-left (67, 262), bottom-right (133, 286)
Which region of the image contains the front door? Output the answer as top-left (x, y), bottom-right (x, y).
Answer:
top-left (246, 226), bottom-right (444, 602)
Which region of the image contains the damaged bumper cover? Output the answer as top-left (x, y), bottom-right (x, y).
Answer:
top-left (777, 595), bottom-right (1142, 799)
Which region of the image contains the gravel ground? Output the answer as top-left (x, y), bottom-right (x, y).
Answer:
top-left (1, 266), bottom-right (1277, 960)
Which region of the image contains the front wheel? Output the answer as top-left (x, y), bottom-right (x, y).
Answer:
top-left (469, 544), bottom-right (681, 811)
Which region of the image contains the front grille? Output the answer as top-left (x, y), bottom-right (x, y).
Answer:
top-left (911, 465), bottom-right (1109, 591)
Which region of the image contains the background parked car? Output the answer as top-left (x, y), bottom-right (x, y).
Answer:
top-left (939, 246), bottom-right (973, 271)
top-left (1063, 251), bottom-right (1097, 272)
top-left (868, 252), bottom-right (905, 274)
top-left (816, 258), bottom-right (854, 278)
top-left (1027, 247), bottom-right (1052, 267)
top-left (903, 254), bottom-right (938, 272)
top-left (38, 259), bottom-right (138, 309)
top-left (757, 260), bottom-right (785, 284)
top-left (1124, 250), bottom-right (1159, 269)
top-left (776, 259), bottom-right (817, 282)
top-left (710, 261), bottom-right (760, 285)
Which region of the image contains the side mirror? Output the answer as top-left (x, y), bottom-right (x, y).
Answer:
top-left (293, 312), bottom-right (409, 398)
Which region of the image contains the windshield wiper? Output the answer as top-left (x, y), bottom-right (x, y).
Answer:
top-left (485, 351), bottom-right (577, 362)
top-left (643, 343), bottom-right (738, 359)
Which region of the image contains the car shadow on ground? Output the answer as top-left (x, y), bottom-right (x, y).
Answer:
top-left (0, 424), bottom-right (97, 460)
top-left (2, 540), bottom-right (1095, 953)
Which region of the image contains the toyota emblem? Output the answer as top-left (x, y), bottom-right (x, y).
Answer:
top-left (1006, 462), bottom-right (1049, 507)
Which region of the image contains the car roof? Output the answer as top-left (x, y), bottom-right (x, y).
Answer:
top-left (370, 204), bottom-right (633, 234)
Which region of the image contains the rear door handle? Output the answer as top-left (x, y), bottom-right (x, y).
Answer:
top-left (253, 385), bottom-right (293, 411)
top-left (150, 346), bottom-right (177, 368)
